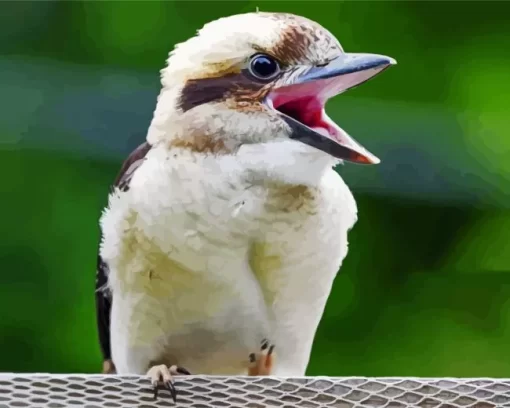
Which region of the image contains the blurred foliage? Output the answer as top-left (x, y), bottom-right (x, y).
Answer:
top-left (0, 0), bottom-right (509, 377)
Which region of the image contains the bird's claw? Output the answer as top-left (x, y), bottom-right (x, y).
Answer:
top-left (248, 338), bottom-right (275, 376)
top-left (147, 364), bottom-right (191, 403)
top-left (155, 380), bottom-right (176, 403)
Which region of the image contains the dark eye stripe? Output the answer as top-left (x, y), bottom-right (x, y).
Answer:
top-left (178, 72), bottom-right (265, 112)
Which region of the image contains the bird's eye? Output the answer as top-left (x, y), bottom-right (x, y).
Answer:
top-left (249, 54), bottom-right (280, 81)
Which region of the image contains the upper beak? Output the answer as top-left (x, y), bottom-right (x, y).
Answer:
top-left (269, 53), bottom-right (396, 164)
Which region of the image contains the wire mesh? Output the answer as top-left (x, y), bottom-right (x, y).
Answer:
top-left (1, 374), bottom-right (509, 408)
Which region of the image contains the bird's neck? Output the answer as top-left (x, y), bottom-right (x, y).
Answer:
top-left (233, 140), bottom-right (339, 188)
top-left (149, 136), bottom-right (337, 190)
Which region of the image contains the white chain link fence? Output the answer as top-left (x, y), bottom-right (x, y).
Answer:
top-left (1, 374), bottom-right (509, 408)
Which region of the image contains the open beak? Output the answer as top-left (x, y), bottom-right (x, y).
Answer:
top-left (266, 53), bottom-right (396, 164)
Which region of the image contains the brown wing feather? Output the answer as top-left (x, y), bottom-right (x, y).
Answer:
top-left (113, 142), bottom-right (152, 192)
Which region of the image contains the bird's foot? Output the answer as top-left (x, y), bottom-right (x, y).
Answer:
top-left (248, 338), bottom-right (275, 376)
top-left (146, 364), bottom-right (191, 402)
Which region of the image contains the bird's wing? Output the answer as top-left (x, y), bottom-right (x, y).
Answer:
top-left (95, 141), bottom-right (152, 373)
top-left (112, 142), bottom-right (153, 193)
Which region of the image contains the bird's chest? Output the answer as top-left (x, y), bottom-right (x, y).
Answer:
top-left (120, 176), bottom-right (311, 310)
top-left (108, 175), bottom-right (280, 348)
top-left (103, 156), bottom-right (351, 374)
top-left (130, 164), bottom-right (305, 260)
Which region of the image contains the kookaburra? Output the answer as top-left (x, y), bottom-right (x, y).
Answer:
top-left (95, 11), bottom-right (396, 401)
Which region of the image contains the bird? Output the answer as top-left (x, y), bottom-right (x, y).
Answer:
top-left (94, 11), bottom-right (396, 402)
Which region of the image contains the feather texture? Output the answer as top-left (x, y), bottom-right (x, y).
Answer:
top-left (98, 144), bottom-right (357, 376)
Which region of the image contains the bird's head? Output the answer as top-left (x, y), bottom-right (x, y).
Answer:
top-left (148, 12), bottom-right (396, 183)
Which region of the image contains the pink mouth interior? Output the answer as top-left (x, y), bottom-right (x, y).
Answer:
top-left (266, 69), bottom-right (385, 164)
top-left (267, 68), bottom-right (387, 137)
top-left (270, 95), bottom-right (336, 139)
top-left (268, 77), bottom-right (340, 138)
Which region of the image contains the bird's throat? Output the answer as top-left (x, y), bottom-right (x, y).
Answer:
top-left (237, 139), bottom-right (337, 187)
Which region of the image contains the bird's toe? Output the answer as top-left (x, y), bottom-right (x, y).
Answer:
top-left (147, 364), bottom-right (190, 402)
top-left (170, 365), bottom-right (191, 376)
top-left (248, 338), bottom-right (276, 376)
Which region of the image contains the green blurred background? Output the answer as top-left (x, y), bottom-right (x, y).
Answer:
top-left (1, 0), bottom-right (509, 378)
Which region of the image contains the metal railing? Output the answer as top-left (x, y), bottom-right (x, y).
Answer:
top-left (1, 373), bottom-right (509, 407)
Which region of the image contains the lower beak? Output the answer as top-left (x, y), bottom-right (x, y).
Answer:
top-left (270, 53), bottom-right (396, 164)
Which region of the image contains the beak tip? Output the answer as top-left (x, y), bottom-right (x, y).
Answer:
top-left (380, 55), bottom-right (397, 67)
top-left (365, 155), bottom-right (381, 165)
top-left (353, 152), bottom-right (380, 165)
